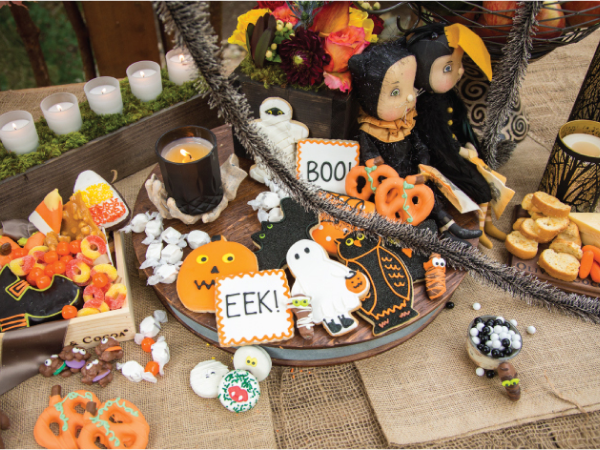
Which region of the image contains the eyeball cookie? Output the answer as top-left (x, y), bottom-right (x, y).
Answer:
top-left (233, 346), bottom-right (272, 382)
top-left (190, 360), bottom-right (230, 398)
top-left (218, 370), bottom-right (260, 413)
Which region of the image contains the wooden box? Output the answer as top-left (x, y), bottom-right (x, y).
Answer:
top-left (0, 232), bottom-right (135, 358)
top-left (0, 95), bottom-right (224, 222)
top-left (232, 68), bottom-right (359, 157)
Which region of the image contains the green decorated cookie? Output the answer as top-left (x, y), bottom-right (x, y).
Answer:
top-left (218, 370), bottom-right (260, 413)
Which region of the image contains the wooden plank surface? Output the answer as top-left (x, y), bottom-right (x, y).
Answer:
top-left (0, 95), bottom-right (223, 223)
top-left (132, 125), bottom-right (478, 364)
top-left (82, 1), bottom-right (161, 77)
top-left (509, 206), bottom-right (600, 297)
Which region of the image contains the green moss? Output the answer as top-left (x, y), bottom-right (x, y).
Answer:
top-left (239, 55), bottom-right (323, 92)
top-left (0, 69), bottom-right (206, 182)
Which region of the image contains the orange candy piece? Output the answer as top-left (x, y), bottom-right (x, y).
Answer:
top-left (145, 361), bottom-right (160, 376)
top-left (140, 337), bottom-right (155, 353)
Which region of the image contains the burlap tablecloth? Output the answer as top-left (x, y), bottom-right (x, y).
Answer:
top-left (2, 30), bottom-right (600, 449)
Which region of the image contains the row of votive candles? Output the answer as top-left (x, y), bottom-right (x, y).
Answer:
top-left (0, 49), bottom-right (197, 155)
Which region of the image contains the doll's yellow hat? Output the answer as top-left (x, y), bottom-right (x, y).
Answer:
top-left (445, 23), bottom-right (493, 81)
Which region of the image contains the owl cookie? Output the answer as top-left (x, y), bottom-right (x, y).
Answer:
top-left (177, 235), bottom-right (259, 313)
top-left (337, 231), bottom-right (419, 336)
top-left (233, 346), bottom-right (272, 382)
top-left (218, 370), bottom-right (261, 413)
top-left (190, 360), bottom-right (230, 398)
top-left (286, 239), bottom-right (369, 337)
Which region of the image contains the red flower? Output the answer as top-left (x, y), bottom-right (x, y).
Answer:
top-left (272, 5), bottom-right (299, 25)
top-left (228, 386), bottom-right (249, 403)
top-left (254, 1), bottom-right (285, 10)
top-left (279, 29), bottom-right (331, 87)
top-left (370, 13), bottom-right (384, 35)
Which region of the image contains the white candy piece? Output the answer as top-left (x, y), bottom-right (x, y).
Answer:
top-left (496, 316), bottom-right (505, 322)
top-left (268, 207), bottom-right (283, 222)
top-left (116, 361), bottom-right (157, 383)
top-left (476, 322), bottom-right (484, 331)
top-left (510, 319), bottom-right (518, 327)
top-left (492, 340), bottom-right (502, 349)
top-left (512, 340), bottom-right (522, 349)
top-left (257, 208), bottom-right (269, 223)
top-left (190, 360), bottom-right (230, 398)
top-left (161, 244), bottom-right (183, 265)
top-left (140, 243), bottom-right (163, 270)
top-left (248, 191), bottom-right (280, 211)
top-left (509, 330), bottom-right (516, 336)
top-left (469, 328), bottom-right (479, 336)
top-left (161, 227), bottom-right (188, 248)
top-left (499, 332), bottom-right (509, 340)
top-left (486, 340), bottom-right (492, 347)
top-left (527, 326), bottom-right (536, 335)
top-left (493, 325), bottom-right (503, 334)
top-left (501, 326), bottom-right (508, 334)
top-left (151, 336), bottom-right (170, 376)
top-left (476, 367), bottom-right (485, 377)
top-left (491, 333), bottom-right (499, 341)
top-left (142, 216), bottom-right (163, 245)
top-left (187, 230), bottom-right (210, 249)
top-left (147, 263), bottom-right (180, 285)
top-left (472, 303), bottom-right (481, 311)
top-left (128, 213), bottom-right (151, 233)
top-left (133, 310), bottom-right (167, 344)
top-left (472, 337), bottom-right (480, 345)
top-left (512, 333), bottom-right (522, 341)
top-left (233, 346), bottom-right (272, 382)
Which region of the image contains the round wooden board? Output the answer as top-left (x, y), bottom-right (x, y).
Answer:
top-left (132, 125), bottom-right (477, 366)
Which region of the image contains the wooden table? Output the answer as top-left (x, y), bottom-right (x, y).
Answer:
top-left (133, 125), bottom-right (478, 366)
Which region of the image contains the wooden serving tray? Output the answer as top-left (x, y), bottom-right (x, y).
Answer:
top-left (508, 206), bottom-right (600, 297)
top-left (132, 125), bottom-right (478, 366)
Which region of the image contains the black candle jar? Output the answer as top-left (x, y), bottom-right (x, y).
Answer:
top-left (155, 126), bottom-right (223, 215)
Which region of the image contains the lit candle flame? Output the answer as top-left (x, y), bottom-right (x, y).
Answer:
top-left (57, 104), bottom-right (62, 112)
top-left (179, 54), bottom-right (185, 63)
top-left (140, 71), bottom-right (145, 78)
top-left (101, 88), bottom-right (107, 95)
top-left (11, 123), bottom-right (17, 130)
top-left (180, 149), bottom-right (192, 162)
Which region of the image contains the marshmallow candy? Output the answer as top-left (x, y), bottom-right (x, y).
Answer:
top-left (187, 230), bottom-right (210, 249)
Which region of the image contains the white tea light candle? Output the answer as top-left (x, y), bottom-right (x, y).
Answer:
top-left (127, 61), bottom-right (162, 102)
top-left (40, 92), bottom-right (83, 135)
top-left (166, 48), bottom-right (198, 85)
top-left (562, 133), bottom-right (600, 158)
top-left (0, 110), bottom-right (39, 155)
top-left (160, 137), bottom-right (213, 163)
top-left (84, 77), bottom-right (123, 115)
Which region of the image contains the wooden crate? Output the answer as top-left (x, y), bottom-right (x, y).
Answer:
top-left (0, 232), bottom-right (135, 359)
top-left (0, 94), bottom-right (224, 222)
top-left (232, 68), bottom-right (359, 157)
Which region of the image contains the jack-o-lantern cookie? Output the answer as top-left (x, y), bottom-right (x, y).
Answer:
top-left (177, 235), bottom-right (259, 313)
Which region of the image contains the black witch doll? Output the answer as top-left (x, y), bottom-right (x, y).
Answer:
top-left (406, 23), bottom-right (514, 249)
top-left (348, 40), bottom-right (480, 241)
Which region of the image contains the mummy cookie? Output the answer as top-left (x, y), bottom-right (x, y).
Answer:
top-left (218, 370), bottom-right (261, 413)
top-left (289, 295), bottom-right (314, 340)
top-left (233, 346), bottom-right (272, 382)
top-left (286, 239), bottom-right (369, 337)
top-left (74, 170), bottom-right (131, 232)
top-left (337, 231), bottom-right (419, 336)
top-left (190, 360), bottom-right (230, 398)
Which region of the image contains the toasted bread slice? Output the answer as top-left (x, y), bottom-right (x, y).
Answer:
top-left (549, 238), bottom-right (583, 260)
top-left (538, 248), bottom-right (580, 282)
top-left (506, 231), bottom-right (538, 260)
top-left (521, 193), bottom-right (534, 211)
top-left (513, 217), bottom-right (526, 231)
top-left (529, 211), bottom-right (544, 220)
top-left (534, 216), bottom-right (570, 242)
top-left (520, 218), bottom-right (543, 242)
top-left (532, 192), bottom-right (570, 218)
top-left (555, 221), bottom-right (582, 246)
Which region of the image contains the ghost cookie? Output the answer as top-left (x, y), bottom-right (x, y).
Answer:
top-left (218, 370), bottom-right (261, 413)
top-left (190, 360), bottom-right (230, 398)
top-left (233, 346), bottom-right (272, 382)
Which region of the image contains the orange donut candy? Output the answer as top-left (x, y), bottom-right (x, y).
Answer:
top-left (34, 386), bottom-right (100, 449)
top-left (374, 177), bottom-right (435, 226)
top-left (345, 164), bottom-right (400, 201)
top-left (77, 399), bottom-right (150, 450)
top-left (66, 259), bottom-right (91, 284)
top-left (80, 235), bottom-right (107, 261)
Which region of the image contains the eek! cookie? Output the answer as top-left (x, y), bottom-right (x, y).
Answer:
top-left (218, 370), bottom-right (261, 413)
top-left (177, 235), bottom-right (259, 313)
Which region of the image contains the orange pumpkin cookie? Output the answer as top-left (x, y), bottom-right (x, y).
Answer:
top-left (345, 164), bottom-right (399, 201)
top-left (177, 235), bottom-right (258, 313)
top-left (374, 177), bottom-right (435, 225)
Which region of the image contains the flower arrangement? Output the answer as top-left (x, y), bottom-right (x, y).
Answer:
top-left (228, 1), bottom-right (383, 93)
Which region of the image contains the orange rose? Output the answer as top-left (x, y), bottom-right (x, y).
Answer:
top-left (272, 5), bottom-right (298, 25)
top-left (310, 1), bottom-right (350, 37)
top-left (323, 26), bottom-right (369, 74)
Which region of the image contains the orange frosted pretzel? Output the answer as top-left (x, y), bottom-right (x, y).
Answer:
top-left (374, 177), bottom-right (435, 226)
top-left (33, 386), bottom-right (100, 449)
top-left (78, 399), bottom-right (150, 449)
top-left (345, 164), bottom-right (399, 201)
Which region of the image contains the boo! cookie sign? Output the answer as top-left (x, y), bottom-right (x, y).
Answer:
top-left (215, 270), bottom-right (294, 347)
top-left (297, 139), bottom-right (360, 194)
